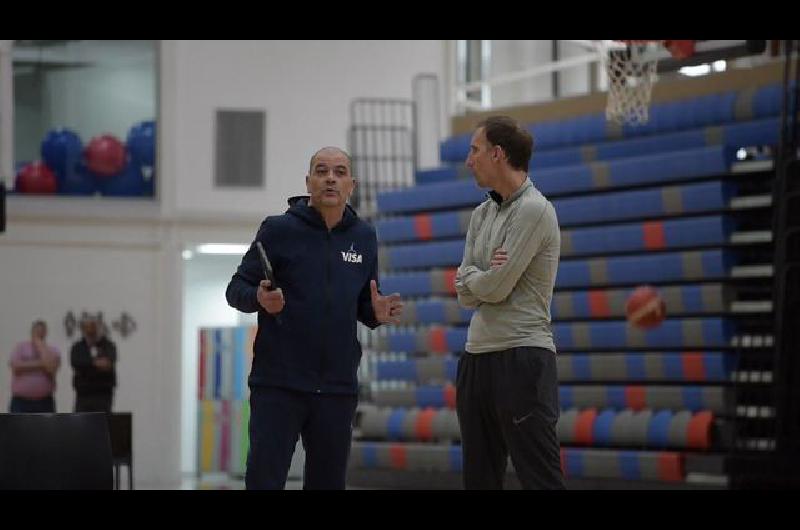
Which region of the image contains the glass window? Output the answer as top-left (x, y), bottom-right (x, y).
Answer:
top-left (11, 40), bottom-right (157, 198)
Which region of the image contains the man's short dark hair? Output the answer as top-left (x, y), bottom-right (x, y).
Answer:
top-left (309, 147), bottom-right (353, 175)
top-left (476, 116), bottom-right (533, 171)
top-left (31, 320), bottom-right (46, 331)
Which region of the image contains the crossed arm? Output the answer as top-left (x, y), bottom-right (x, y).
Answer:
top-left (9, 341), bottom-right (60, 375)
top-left (456, 203), bottom-right (548, 306)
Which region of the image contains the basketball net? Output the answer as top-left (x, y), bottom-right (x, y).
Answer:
top-left (598, 40), bottom-right (662, 126)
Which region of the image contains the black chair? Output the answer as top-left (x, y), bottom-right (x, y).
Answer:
top-left (107, 413), bottom-right (133, 490)
top-left (0, 413), bottom-right (113, 489)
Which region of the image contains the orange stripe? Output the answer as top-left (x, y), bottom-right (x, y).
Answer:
top-left (414, 214), bottom-right (433, 240)
top-left (643, 221), bottom-right (666, 250)
top-left (682, 352), bottom-right (706, 381)
top-left (588, 290), bottom-right (611, 317)
top-left (389, 444), bottom-right (407, 470)
top-left (415, 408), bottom-right (436, 440)
top-left (429, 327), bottom-right (448, 353)
top-left (657, 453), bottom-right (684, 482)
top-left (443, 268), bottom-right (458, 295)
top-left (444, 383), bottom-right (457, 409)
top-left (575, 409), bottom-right (597, 445)
top-left (686, 411), bottom-right (713, 450)
top-left (625, 386), bottom-right (647, 411)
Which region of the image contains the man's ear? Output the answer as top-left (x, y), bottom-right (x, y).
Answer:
top-left (305, 175), bottom-right (311, 193)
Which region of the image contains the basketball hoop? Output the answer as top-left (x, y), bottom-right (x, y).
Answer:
top-left (598, 40), bottom-right (696, 126)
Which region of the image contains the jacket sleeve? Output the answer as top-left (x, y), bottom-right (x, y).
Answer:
top-left (226, 219), bottom-right (270, 314)
top-left (70, 342), bottom-right (92, 370)
top-left (357, 232), bottom-right (381, 329)
top-left (455, 208), bottom-right (483, 309)
top-left (105, 340), bottom-right (118, 363)
top-left (460, 201), bottom-right (552, 304)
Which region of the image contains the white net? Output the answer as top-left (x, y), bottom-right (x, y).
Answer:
top-left (600, 41), bottom-right (662, 126)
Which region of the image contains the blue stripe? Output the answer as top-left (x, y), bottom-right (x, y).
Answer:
top-left (593, 410), bottom-right (616, 445)
top-left (625, 354), bottom-right (647, 380)
top-left (572, 354), bottom-right (592, 380)
top-left (607, 387), bottom-right (626, 409)
top-left (450, 446), bottom-right (462, 472)
top-left (386, 410), bottom-right (406, 440)
top-left (363, 443), bottom-right (378, 468)
top-left (619, 451), bottom-right (641, 480)
top-left (416, 386), bottom-right (445, 408)
top-left (233, 327), bottom-right (246, 400)
top-left (663, 354), bottom-right (684, 380)
top-left (681, 285), bottom-right (705, 312)
top-left (388, 332), bottom-right (418, 353)
top-left (446, 328), bottom-right (469, 352)
top-left (682, 387), bottom-right (705, 412)
top-left (565, 450), bottom-right (584, 477)
top-left (702, 353), bottom-right (725, 380)
top-left (647, 410), bottom-right (673, 448)
top-left (444, 358), bottom-right (458, 381)
top-left (559, 387), bottom-right (574, 410)
top-left (376, 360), bottom-right (416, 381)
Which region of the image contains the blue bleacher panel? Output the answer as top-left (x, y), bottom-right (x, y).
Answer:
top-left (380, 216), bottom-right (734, 269)
top-left (384, 146), bottom-right (735, 215)
top-left (423, 117), bottom-right (779, 186)
top-left (438, 83), bottom-right (786, 163)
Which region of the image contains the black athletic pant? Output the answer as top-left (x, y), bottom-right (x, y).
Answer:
top-left (246, 385), bottom-right (358, 490)
top-left (456, 346), bottom-right (565, 490)
top-left (75, 392), bottom-right (113, 413)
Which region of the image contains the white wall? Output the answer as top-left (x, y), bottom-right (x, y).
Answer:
top-left (0, 209), bottom-right (177, 486)
top-left (1, 40), bottom-right (448, 488)
top-left (490, 40), bottom-right (554, 108)
top-left (13, 40), bottom-right (157, 166)
top-left (162, 40), bottom-right (447, 219)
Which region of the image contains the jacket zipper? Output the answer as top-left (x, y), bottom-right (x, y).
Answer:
top-left (320, 230), bottom-right (332, 391)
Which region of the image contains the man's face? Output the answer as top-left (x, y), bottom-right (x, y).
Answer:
top-left (31, 323), bottom-right (46, 341)
top-left (466, 128), bottom-right (497, 188)
top-left (82, 320), bottom-right (98, 341)
top-left (306, 150), bottom-right (355, 209)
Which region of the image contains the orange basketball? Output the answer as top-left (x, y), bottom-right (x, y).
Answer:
top-left (625, 285), bottom-right (666, 329)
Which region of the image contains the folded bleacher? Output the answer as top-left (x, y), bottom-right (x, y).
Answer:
top-left (350, 77), bottom-right (783, 489)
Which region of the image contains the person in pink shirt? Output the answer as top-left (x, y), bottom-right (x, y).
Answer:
top-left (8, 320), bottom-right (61, 413)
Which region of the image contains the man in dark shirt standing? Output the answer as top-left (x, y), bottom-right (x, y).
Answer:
top-left (226, 146), bottom-right (403, 490)
top-left (70, 316), bottom-right (117, 413)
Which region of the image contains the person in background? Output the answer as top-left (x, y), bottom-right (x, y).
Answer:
top-left (70, 316), bottom-right (117, 412)
top-left (8, 320), bottom-right (61, 413)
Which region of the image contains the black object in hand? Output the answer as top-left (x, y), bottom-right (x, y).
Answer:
top-left (255, 241), bottom-right (277, 290)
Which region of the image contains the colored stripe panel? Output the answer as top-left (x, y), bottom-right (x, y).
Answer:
top-left (619, 451), bottom-right (642, 480)
top-left (415, 408), bottom-right (436, 440)
top-left (682, 352), bottom-right (707, 381)
top-left (687, 411), bottom-right (714, 450)
top-left (387, 410), bottom-right (406, 440)
top-left (643, 221), bottom-right (667, 250)
top-left (625, 386), bottom-right (647, 411)
top-left (657, 453), bottom-right (684, 482)
top-left (414, 214), bottom-right (433, 240)
top-left (429, 327), bottom-right (448, 353)
top-left (588, 290), bottom-right (612, 317)
top-left (575, 409), bottom-right (597, 445)
top-left (444, 384), bottom-right (457, 409)
top-left (389, 444), bottom-right (407, 470)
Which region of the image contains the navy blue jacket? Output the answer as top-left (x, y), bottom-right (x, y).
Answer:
top-left (226, 196), bottom-right (381, 395)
